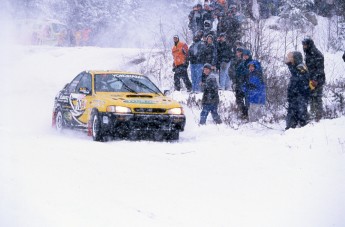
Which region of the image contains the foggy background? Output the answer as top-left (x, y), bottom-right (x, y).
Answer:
top-left (1, 0), bottom-right (193, 48)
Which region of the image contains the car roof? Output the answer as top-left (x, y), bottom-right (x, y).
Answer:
top-left (88, 70), bottom-right (143, 76)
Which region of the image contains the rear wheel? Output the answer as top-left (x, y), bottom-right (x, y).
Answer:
top-left (55, 109), bottom-right (64, 132)
top-left (91, 110), bottom-right (103, 141)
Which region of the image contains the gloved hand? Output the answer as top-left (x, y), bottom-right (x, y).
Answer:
top-left (309, 80), bottom-right (317, 90)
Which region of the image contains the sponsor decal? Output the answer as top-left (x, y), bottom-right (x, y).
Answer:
top-left (123, 100), bottom-right (157, 104)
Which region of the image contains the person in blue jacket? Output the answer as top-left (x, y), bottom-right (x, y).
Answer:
top-left (285, 51), bottom-right (310, 130)
top-left (243, 60), bottom-right (266, 122)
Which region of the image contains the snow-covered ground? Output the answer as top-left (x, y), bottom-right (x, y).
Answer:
top-left (1, 46), bottom-right (345, 227)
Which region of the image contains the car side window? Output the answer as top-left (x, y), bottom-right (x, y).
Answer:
top-left (67, 73), bottom-right (83, 93)
top-left (76, 73), bottom-right (92, 93)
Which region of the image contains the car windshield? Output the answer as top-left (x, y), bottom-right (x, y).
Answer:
top-left (94, 74), bottom-right (161, 94)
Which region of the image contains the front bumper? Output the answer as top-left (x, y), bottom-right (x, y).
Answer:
top-left (99, 112), bottom-right (186, 133)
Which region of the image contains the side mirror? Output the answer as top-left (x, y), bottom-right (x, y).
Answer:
top-left (78, 87), bottom-right (91, 95)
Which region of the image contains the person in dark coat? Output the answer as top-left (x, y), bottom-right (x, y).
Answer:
top-left (225, 6), bottom-right (242, 47)
top-left (302, 38), bottom-right (325, 122)
top-left (216, 12), bottom-right (228, 36)
top-left (204, 34), bottom-right (218, 67)
top-left (285, 51), bottom-right (310, 130)
top-left (201, 35), bottom-right (218, 87)
top-left (217, 33), bottom-right (233, 90)
top-left (188, 4), bottom-right (205, 35)
top-left (200, 63), bottom-right (222, 125)
top-left (188, 35), bottom-right (206, 93)
top-left (342, 51), bottom-right (345, 62)
top-left (233, 47), bottom-right (247, 118)
top-left (236, 49), bottom-right (253, 119)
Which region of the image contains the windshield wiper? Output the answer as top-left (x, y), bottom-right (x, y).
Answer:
top-left (113, 77), bottom-right (138, 94)
top-left (129, 78), bottom-right (161, 95)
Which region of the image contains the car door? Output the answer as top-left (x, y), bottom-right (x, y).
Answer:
top-left (69, 72), bottom-right (93, 126)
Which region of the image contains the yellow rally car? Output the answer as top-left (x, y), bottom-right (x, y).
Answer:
top-left (52, 71), bottom-right (186, 141)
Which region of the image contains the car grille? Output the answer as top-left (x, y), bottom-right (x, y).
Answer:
top-left (134, 108), bottom-right (166, 113)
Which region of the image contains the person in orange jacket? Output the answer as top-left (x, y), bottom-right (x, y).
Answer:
top-left (172, 35), bottom-right (192, 92)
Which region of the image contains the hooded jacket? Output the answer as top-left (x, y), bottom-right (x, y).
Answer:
top-left (286, 51), bottom-right (310, 101)
top-left (243, 60), bottom-right (266, 104)
top-left (303, 39), bottom-right (325, 85)
top-left (202, 71), bottom-right (219, 105)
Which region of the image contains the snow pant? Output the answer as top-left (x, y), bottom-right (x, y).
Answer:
top-left (190, 64), bottom-right (203, 92)
top-left (235, 87), bottom-right (248, 119)
top-left (174, 66), bottom-right (192, 92)
top-left (286, 96), bottom-right (309, 129)
top-left (219, 61), bottom-right (231, 90)
top-left (200, 103), bottom-right (222, 125)
top-left (310, 85), bottom-right (323, 121)
top-left (248, 104), bottom-right (265, 122)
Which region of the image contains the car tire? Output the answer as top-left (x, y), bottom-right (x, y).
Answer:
top-left (91, 110), bottom-right (103, 142)
top-left (55, 109), bottom-right (64, 132)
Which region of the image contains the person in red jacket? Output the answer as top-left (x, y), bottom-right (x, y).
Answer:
top-left (172, 35), bottom-right (192, 92)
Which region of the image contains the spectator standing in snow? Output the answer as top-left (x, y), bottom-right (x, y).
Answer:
top-left (216, 12), bottom-right (228, 37)
top-left (234, 47), bottom-right (248, 119)
top-left (217, 33), bottom-right (233, 90)
top-left (342, 51), bottom-right (345, 62)
top-left (188, 4), bottom-right (204, 36)
top-left (285, 51), bottom-right (310, 130)
top-left (172, 35), bottom-right (192, 92)
top-left (244, 61), bottom-right (266, 122)
top-left (200, 63), bottom-right (222, 125)
top-left (226, 5), bottom-right (242, 48)
top-left (236, 49), bottom-right (253, 120)
top-left (203, 20), bottom-right (214, 37)
top-left (302, 38), bottom-right (325, 122)
top-left (203, 3), bottom-right (214, 23)
top-left (188, 34), bottom-right (206, 93)
top-left (204, 34), bottom-right (218, 69)
top-left (201, 34), bottom-right (218, 87)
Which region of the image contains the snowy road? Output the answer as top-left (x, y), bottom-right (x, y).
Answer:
top-left (1, 46), bottom-right (345, 227)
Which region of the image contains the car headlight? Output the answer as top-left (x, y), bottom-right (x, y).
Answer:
top-left (168, 107), bottom-right (184, 115)
top-left (107, 106), bottom-right (132, 113)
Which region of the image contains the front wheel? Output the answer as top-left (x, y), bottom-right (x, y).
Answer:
top-left (91, 110), bottom-right (103, 141)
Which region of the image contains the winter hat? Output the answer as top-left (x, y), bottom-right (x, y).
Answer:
top-left (206, 34), bottom-right (214, 41)
top-left (236, 47), bottom-right (243, 52)
top-left (302, 37), bottom-right (314, 46)
top-left (292, 51), bottom-right (303, 65)
top-left (248, 61), bottom-right (256, 68)
top-left (219, 33), bottom-right (226, 38)
top-left (196, 30), bottom-right (204, 38)
top-left (203, 63), bottom-right (212, 70)
top-left (204, 20), bottom-right (211, 27)
top-left (242, 49), bottom-right (251, 56)
top-left (173, 35), bottom-right (179, 39)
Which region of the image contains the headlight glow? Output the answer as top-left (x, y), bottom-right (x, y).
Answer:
top-left (107, 106), bottom-right (132, 113)
top-left (168, 107), bottom-right (183, 115)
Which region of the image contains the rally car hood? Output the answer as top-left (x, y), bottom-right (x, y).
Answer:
top-left (93, 92), bottom-right (182, 110)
